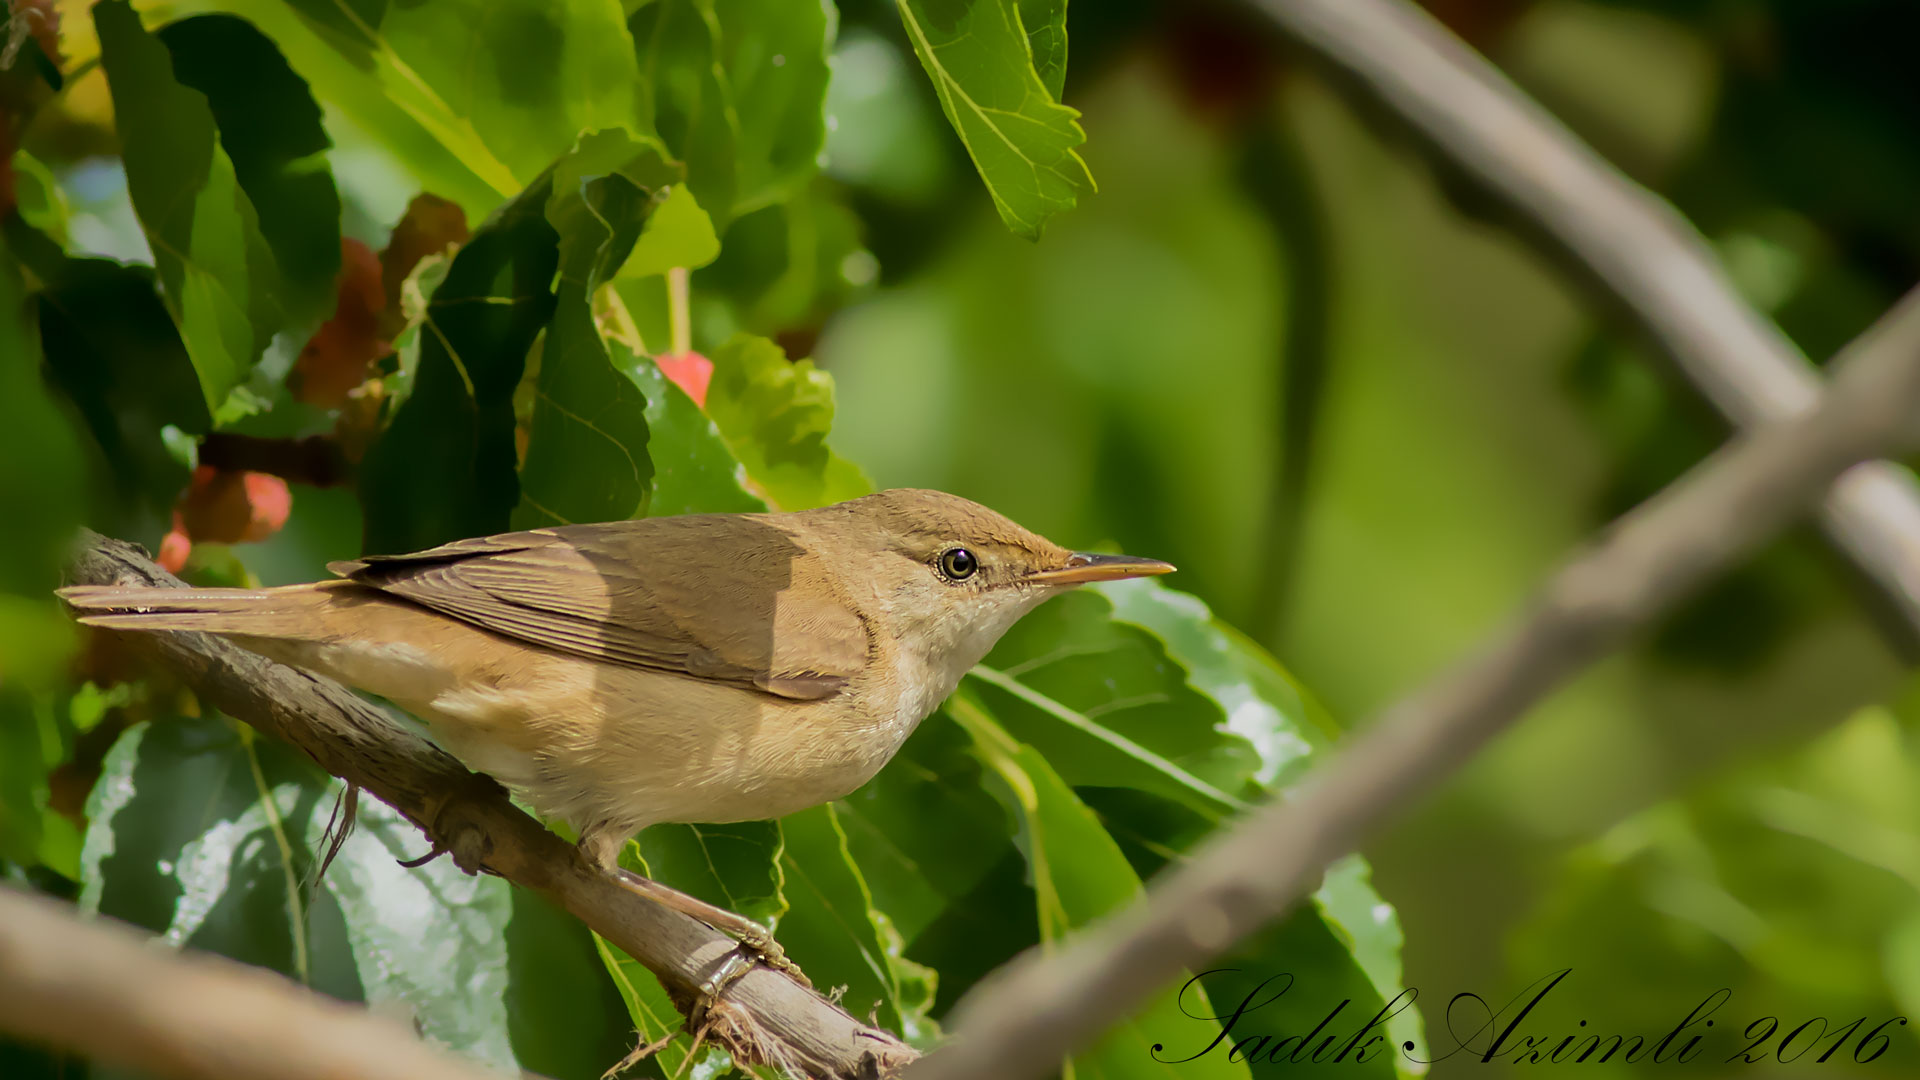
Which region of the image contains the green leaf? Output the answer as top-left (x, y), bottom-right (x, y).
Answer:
top-left (186, 0), bottom-right (501, 216)
top-left (692, 180), bottom-right (868, 336)
top-left (513, 134), bottom-right (676, 529)
top-left (625, 355), bottom-right (768, 516)
top-left (502, 889), bottom-right (640, 1080)
top-left (0, 690), bottom-right (81, 878)
top-left (948, 694), bottom-right (1251, 1080)
top-left (777, 803), bottom-right (936, 1037)
top-left (156, 13), bottom-right (343, 328)
top-left (1017, 0), bottom-right (1068, 100)
top-left (639, 820), bottom-right (787, 930)
top-left (1098, 578), bottom-right (1341, 788)
top-left (78, 717), bottom-right (366, 998)
top-left (969, 589), bottom-right (1260, 821)
top-left (704, 332), bottom-right (872, 510)
top-left (309, 794), bottom-right (520, 1070)
top-left (79, 713), bottom-right (628, 1075)
top-left (1095, 578), bottom-right (1423, 1068)
top-left (265, 0), bottom-right (639, 198)
top-left (894, 0), bottom-right (1093, 238)
top-left (629, 0), bottom-right (835, 227)
top-left (95, 0), bottom-right (282, 415)
top-left (358, 175), bottom-right (559, 554)
top-left (26, 240), bottom-right (206, 541)
top-left (621, 185), bottom-right (722, 280)
top-left (0, 244), bottom-right (85, 603)
top-left (837, 717), bottom-right (1012, 950)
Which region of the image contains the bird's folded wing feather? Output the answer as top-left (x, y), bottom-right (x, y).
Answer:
top-left (329, 518), bottom-right (867, 701)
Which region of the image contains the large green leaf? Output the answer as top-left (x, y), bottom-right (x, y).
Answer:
top-left (628, 0), bottom-right (834, 227)
top-left (894, 0), bottom-right (1092, 238)
top-left (79, 717), bottom-right (367, 1000)
top-left (513, 133), bottom-right (678, 529)
top-left (185, 0), bottom-right (501, 215)
top-left (156, 13), bottom-right (343, 328)
top-left (969, 588), bottom-right (1260, 821)
top-left (949, 694), bottom-right (1250, 1080)
top-left (94, 0), bottom-right (282, 417)
top-left (704, 332), bottom-right (871, 510)
top-left (1096, 578), bottom-right (1424, 1070)
top-left (358, 174), bottom-right (558, 554)
top-left (78, 713), bottom-right (630, 1076)
top-left (229, 0), bottom-right (641, 199)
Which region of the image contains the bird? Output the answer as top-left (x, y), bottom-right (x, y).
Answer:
top-left (59, 488), bottom-right (1174, 981)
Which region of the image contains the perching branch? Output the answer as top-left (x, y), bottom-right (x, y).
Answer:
top-left (0, 886), bottom-right (493, 1080)
top-left (1248, 0), bottom-right (1920, 645)
top-left (907, 287), bottom-right (1920, 1079)
top-left (61, 533), bottom-right (916, 1080)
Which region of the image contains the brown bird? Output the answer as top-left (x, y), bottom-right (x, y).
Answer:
top-left (60, 489), bottom-right (1173, 981)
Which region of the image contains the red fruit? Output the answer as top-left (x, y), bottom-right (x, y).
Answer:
top-left (173, 465), bottom-right (293, 561)
top-left (656, 350), bottom-right (713, 409)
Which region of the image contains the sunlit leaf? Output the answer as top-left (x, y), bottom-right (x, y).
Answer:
top-left (210, 0), bottom-right (641, 210)
top-left (970, 589), bottom-right (1259, 820)
top-left (622, 185), bottom-right (721, 281)
top-left (704, 332), bottom-right (871, 511)
top-left (894, 0), bottom-right (1092, 238)
top-left (95, 0), bottom-right (282, 415)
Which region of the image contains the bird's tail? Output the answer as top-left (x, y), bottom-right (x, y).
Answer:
top-left (57, 583), bottom-right (341, 639)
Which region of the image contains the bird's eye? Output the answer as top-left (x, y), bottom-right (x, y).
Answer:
top-left (939, 547), bottom-right (979, 581)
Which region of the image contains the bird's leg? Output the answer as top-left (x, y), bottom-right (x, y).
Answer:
top-left (578, 827), bottom-right (810, 993)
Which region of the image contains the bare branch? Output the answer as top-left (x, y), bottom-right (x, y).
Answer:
top-left (61, 535), bottom-right (916, 1080)
top-left (0, 886), bottom-right (494, 1080)
top-left (1250, 0), bottom-right (1920, 642)
top-left (906, 288), bottom-right (1920, 1079)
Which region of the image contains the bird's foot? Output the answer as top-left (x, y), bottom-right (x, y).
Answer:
top-left (401, 772), bottom-right (507, 874)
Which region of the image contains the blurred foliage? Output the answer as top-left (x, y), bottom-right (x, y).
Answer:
top-left (4, 0), bottom-right (1920, 1078)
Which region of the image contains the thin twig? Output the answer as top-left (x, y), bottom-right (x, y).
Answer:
top-left (60, 536), bottom-right (916, 1080)
top-left (0, 886), bottom-right (491, 1080)
top-left (1249, 0), bottom-right (1920, 646)
top-left (905, 288), bottom-right (1920, 1079)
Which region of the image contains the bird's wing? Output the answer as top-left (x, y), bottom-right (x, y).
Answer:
top-left (329, 517), bottom-right (868, 701)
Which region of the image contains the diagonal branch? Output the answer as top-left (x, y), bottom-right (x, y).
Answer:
top-left (1249, 0), bottom-right (1920, 645)
top-left (0, 885), bottom-right (493, 1080)
top-left (904, 286), bottom-right (1920, 1078)
top-left (61, 533), bottom-right (917, 1080)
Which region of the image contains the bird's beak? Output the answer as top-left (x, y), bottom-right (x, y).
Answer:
top-left (1025, 552), bottom-right (1177, 585)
